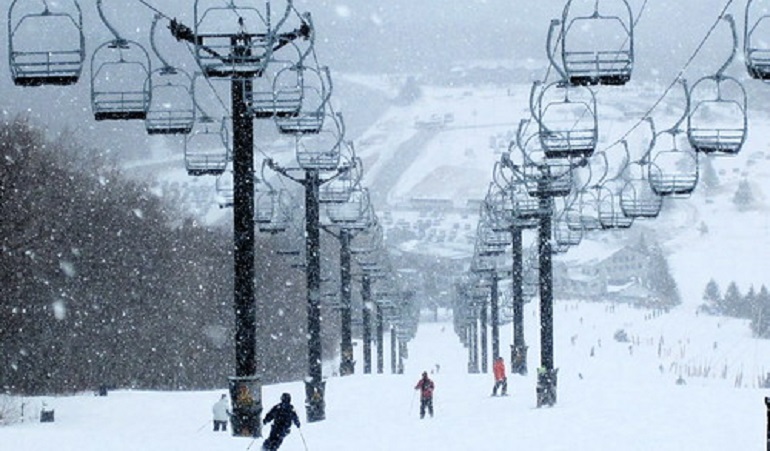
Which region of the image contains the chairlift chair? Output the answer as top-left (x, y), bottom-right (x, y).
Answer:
top-left (509, 183), bottom-right (543, 227)
top-left (532, 81), bottom-right (598, 160)
top-left (475, 225), bottom-right (509, 258)
top-left (597, 184), bottom-right (633, 229)
top-left (275, 66), bottom-right (332, 135)
top-left (619, 162), bottom-right (663, 219)
top-left (247, 71), bottom-right (300, 119)
top-left (559, 0), bottom-right (635, 86)
top-left (687, 76), bottom-right (747, 155)
top-left (294, 112), bottom-right (343, 171)
top-left (185, 116), bottom-right (230, 176)
top-left (690, 14), bottom-right (748, 155)
top-left (215, 164), bottom-right (234, 208)
top-left (320, 157), bottom-right (359, 203)
top-left (565, 189), bottom-right (601, 232)
top-left (248, 62), bottom-right (304, 118)
top-left (493, 160), bottom-right (542, 226)
top-left (90, 0), bottom-right (152, 121)
top-left (90, 39), bottom-right (152, 121)
top-left (193, 0), bottom-right (284, 78)
top-left (256, 189), bottom-right (292, 234)
top-left (745, 0), bottom-right (770, 79)
top-left (8, 0), bottom-right (85, 86)
top-left (326, 189), bottom-right (369, 226)
top-left (483, 185), bottom-right (514, 233)
top-left (524, 160), bottom-right (574, 198)
top-left (145, 15), bottom-right (195, 135)
top-left (145, 67), bottom-right (195, 134)
top-left (648, 131), bottom-right (699, 197)
top-left (554, 215), bottom-right (583, 248)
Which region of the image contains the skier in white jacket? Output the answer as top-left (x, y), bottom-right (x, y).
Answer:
top-left (212, 394), bottom-right (230, 432)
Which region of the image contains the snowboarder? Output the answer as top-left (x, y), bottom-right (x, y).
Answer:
top-left (261, 393), bottom-right (300, 451)
top-left (414, 371), bottom-right (435, 419)
top-left (491, 356), bottom-right (508, 396)
top-left (212, 394), bottom-right (230, 432)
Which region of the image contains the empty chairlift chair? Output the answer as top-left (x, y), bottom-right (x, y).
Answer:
top-left (246, 64), bottom-right (302, 118)
top-left (597, 183), bottom-right (633, 229)
top-left (531, 80), bottom-right (598, 160)
top-left (8, 0), bottom-right (85, 86)
top-left (492, 162), bottom-right (542, 228)
top-left (90, 0), bottom-right (151, 121)
top-left (690, 15), bottom-right (748, 155)
top-left (256, 189), bottom-right (292, 234)
top-left (145, 15), bottom-right (195, 135)
top-left (559, 0), bottom-right (635, 86)
top-left (185, 115), bottom-right (230, 176)
top-left (523, 160), bottom-right (574, 199)
top-left (276, 66), bottom-right (332, 135)
top-left (327, 189), bottom-right (371, 229)
top-left (648, 130), bottom-right (699, 197)
top-left (248, 16), bottom-right (316, 120)
top-left (597, 141), bottom-right (633, 229)
top-left (745, 0), bottom-right (770, 79)
top-left (215, 163), bottom-right (235, 208)
top-left (687, 76), bottom-right (747, 155)
top-left (553, 212), bottom-right (583, 248)
top-left (620, 160), bottom-right (663, 219)
top-left (320, 156), bottom-right (359, 204)
top-left (294, 112), bottom-right (344, 171)
top-left (565, 188), bottom-right (601, 232)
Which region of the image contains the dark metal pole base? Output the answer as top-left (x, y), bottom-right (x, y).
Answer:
top-left (304, 380), bottom-right (326, 423)
top-left (536, 368), bottom-right (558, 408)
top-left (340, 356), bottom-right (355, 376)
top-left (229, 376), bottom-right (262, 437)
top-left (510, 344), bottom-right (529, 376)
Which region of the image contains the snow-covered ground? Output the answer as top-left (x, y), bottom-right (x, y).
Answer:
top-left (2, 303), bottom-right (768, 450)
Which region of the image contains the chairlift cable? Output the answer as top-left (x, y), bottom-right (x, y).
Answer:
top-left (599, 0), bottom-right (736, 153)
top-left (134, 0), bottom-right (173, 21)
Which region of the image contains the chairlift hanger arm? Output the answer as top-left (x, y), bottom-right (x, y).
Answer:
top-left (265, 158), bottom-right (304, 184)
top-left (320, 224), bottom-right (341, 238)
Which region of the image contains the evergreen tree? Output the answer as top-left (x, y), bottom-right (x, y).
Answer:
top-left (743, 285), bottom-right (758, 319)
top-left (722, 282), bottom-right (743, 317)
top-left (733, 179), bottom-right (754, 211)
top-left (701, 278), bottom-right (722, 314)
top-left (644, 243), bottom-right (680, 307)
top-left (752, 285), bottom-right (770, 338)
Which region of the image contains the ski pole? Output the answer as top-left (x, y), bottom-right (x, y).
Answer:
top-left (196, 420), bottom-right (209, 432)
top-left (299, 428), bottom-right (309, 451)
top-left (246, 436), bottom-right (259, 451)
top-left (408, 389), bottom-right (417, 414)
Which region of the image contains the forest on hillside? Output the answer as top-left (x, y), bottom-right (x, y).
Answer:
top-left (0, 118), bottom-right (342, 395)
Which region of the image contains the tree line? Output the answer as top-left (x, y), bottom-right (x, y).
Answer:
top-left (701, 278), bottom-right (770, 338)
top-left (0, 117), bottom-right (340, 395)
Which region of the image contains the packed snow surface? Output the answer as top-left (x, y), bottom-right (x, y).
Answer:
top-left (2, 303), bottom-right (767, 450)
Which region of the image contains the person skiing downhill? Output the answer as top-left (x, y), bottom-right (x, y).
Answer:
top-left (211, 393), bottom-right (230, 431)
top-left (261, 393), bottom-right (300, 451)
top-left (492, 356), bottom-right (508, 396)
top-left (414, 371), bottom-right (435, 419)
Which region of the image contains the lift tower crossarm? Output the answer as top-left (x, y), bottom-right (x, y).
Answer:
top-left (167, 18), bottom-right (311, 62)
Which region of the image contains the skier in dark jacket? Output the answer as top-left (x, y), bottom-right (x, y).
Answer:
top-left (262, 393), bottom-right (300, 451)
top-left (414, 371), bottom-right (435, 419)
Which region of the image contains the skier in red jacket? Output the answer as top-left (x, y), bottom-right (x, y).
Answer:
top-left (414, 371), bottom-right (435, 419)
top-left (492, 356), bottom-right (508, 396)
